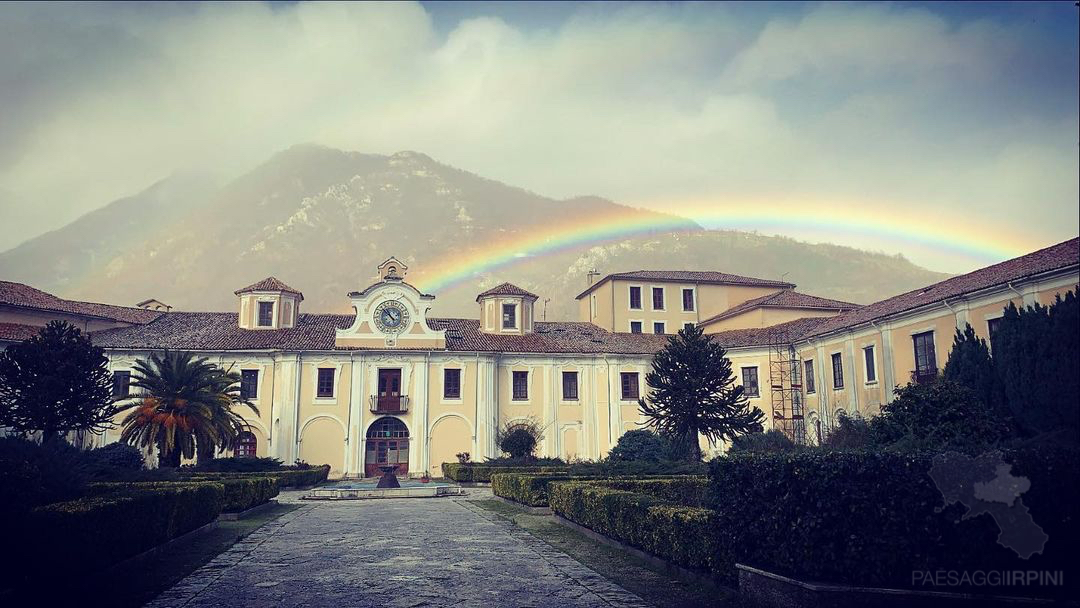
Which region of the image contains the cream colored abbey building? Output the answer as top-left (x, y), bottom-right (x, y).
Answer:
top-left (1, 239), bottom-right (1077, 477)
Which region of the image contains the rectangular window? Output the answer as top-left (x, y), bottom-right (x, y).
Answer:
top-left (562, 371), bottom-right (579, 401)
top-left (741, 367), bottom-right (760, 397)
top-left (652, 287), bottom-right (665, 310)
top-left (111, 371), bottom-right (131, 398)
top-left (804, 360), bottom-right (816, 394)
top-left (316, 368), bottom-right (335, 398)
top-left (444, 368), bottom-right (461, 399)
top-left (863, 346), bottom-right (877, 383)
top-left (630, 321), bottom-right (643, 334)
top-left (653, 322), bottom-right (666, 335)
top-left (682, 288), bottom-right (694, 311)
top-left (684, 322), bottom-right (695, 332)
top-left (912, 331), bottom-right (937, 382)
top-left (502, 303), bottom-right (517, 329)
top-left (620, 372), bottom-right (639, 400)
top-left (831, 353), bottom-right (844, 389)
top-left (987, 317), bottom-right (1002, 349)
top-left (629, 286), bottom-right (642, 310)
top-left (240, 369), bottom-right (259, 400)
top-left (512, 371), bottom-right (528, 400)
top-left (257, 301), bottom-right (274, 327)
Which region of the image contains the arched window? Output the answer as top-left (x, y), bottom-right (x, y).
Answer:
top-left (367, 417), bottom-right (409, 439)
top-left (236, 431), bottom-right (257, 457)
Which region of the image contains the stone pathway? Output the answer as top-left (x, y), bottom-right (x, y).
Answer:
top-left (148, 490), bottom-right (649, 608)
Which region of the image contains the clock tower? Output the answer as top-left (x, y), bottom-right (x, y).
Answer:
top-left (334, 257), bottom-right (446, 350)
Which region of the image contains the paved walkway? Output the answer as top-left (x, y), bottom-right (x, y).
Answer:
top-left (148, 490), bottom-right (648, 608)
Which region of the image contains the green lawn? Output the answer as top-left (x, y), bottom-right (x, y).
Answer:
top-left (473, 499), bottom-right (737, 608)
top-left (3, 502), bottom-right (300, 607)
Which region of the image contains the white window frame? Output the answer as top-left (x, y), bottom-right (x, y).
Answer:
top-left (619, 371), bottom-right (641, 401)
top-left (240, 368), bottom-right (260, 403)
top-left (830, 351), bottom-right (845, 390)
top-left (650, 285), bottom-right (666, 311)
top-left (628, 319), bottom-right (644, 334)
top-left (501, 301), bottom-right (519, 331)
top-left (653, 321), bottom-right (666, 335)
top-left (804, 359), bottom-right (816, 394)
top-left (510, 369), bottom-right (531, 402)
top-left (311, 362), bottom-right (343, 404)
top-left (256, 298), bottom-right (276, 328)
top-left (862, 345), bottom-right (878, 386)
top-left (681, 286), bottom-right (696, 312)
top-left (741, 366), bottom-right (761, 398)
top-left (560, 369), bottom-right (581, 403)
top-left (628, 284), bottom-right (644, 311)
top-left (440, 366), bottom-right (464, 404)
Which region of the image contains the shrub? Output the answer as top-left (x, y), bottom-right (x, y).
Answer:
top-left (548, 481), bottom-right (718, 572)
top-left (497, 419), bottom-right (543, 459)
top-left (185, 464), bottom-right (329, 488)
top-left (441, 462), bottom-right (568, 483)
top-left (873, 380), bottom-right (1009, 453)
top-left (705, 447), bottom-right (1078, 597)
top-left (492, 473), bottom-right (707, 508)
top-left (568, 459), bottom-right (706, 477)
top-left (192, 456), bottom-right (285, 472)
top-left (88, 442), bottom-right (146, 473)
top-left (8, 481), bottom-right (224, 589)
top-left (0, 437), bottom-right (89, 522)
top-left (606, 430), bottom-right (673, 462)
top-left (728, 429), bottom-right (798, 454)
top-left (91, 477), bottom-right (279, 513)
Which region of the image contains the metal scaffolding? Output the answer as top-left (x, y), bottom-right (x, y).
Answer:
top-left (768, 328), bottom-right (807, 445)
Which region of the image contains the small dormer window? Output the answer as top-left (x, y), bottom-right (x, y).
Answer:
top-left (502, 303), bottom-right (517, 329)
top-left (258, 302), bottom-right (274, 327)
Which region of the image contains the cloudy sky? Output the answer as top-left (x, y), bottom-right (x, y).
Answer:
top-left (0, 1), bottom-right (1076, 272)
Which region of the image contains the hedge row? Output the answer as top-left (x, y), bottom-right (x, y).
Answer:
top-left (441, 462), bottom-right (568, 482)
top-left (491, 473), bottom-right (706, 507)
top-left (91, 477), bottom-right (280, 513)
top-left (706, 447), bottom-right (1078, 597)
top-left (184, 464), bottom-right (330, 488)
top-left (549, 481), bottom-right (718, 572)
top-left (18, 482), bottom-right (224, 580)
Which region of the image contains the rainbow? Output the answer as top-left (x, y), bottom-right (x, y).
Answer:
top-left (412, 198), bottom-right (1037, 294)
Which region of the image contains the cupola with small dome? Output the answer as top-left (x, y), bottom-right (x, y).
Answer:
top-left (234, 276), bottom-right (303, 329)
top-left (476, 282), bottom-right (538, 335)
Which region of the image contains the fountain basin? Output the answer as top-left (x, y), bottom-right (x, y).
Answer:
top-left (302, 479), bottom-right (465, 500)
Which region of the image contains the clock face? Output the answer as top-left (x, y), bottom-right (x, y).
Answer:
top-left (374, 300), bottom-right (409, 334)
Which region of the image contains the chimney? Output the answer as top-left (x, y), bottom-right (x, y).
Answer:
top-left (586, 269), bottom-right (600, 286)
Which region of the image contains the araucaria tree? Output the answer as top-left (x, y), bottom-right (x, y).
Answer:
top-left (638, 325), bottom-right (765, 460)
top-left (0, 321), bottom-right (115, 443)
top-left (118, 351), bottom-right (258, 467)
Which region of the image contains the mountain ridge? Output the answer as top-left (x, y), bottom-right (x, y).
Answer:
top-left (0, 145), bottom-right (949, 319)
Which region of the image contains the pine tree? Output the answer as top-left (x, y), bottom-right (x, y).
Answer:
top-left (943, 324), bottom-right (1004, 419)
top-left (638, 325), bottom-right (765, 460)
top-left (0, 321), bottom-right (116, 443)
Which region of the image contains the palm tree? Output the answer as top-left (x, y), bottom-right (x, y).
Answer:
top-left (117, 351), bottom-right (258, 467)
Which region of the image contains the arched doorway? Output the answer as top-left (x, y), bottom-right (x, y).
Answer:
top-left (365, 417), bottom-right (409, 477)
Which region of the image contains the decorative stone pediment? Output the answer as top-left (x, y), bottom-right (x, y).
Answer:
top-left (336, 276), bottom-right (445, 350)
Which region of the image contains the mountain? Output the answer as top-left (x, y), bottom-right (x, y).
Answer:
top-left (0, 145), bottom-right (948, 319)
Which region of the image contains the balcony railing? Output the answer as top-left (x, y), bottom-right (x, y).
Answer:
top-left (910, 369), bottom-right (939, 385)
top-left (370, 395), bottom-right (409, 414)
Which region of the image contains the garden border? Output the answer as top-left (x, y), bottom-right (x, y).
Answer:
top-left (493, 495), bottom-right (551, 515)
top-left (218, 499), bottom-right (280, 521)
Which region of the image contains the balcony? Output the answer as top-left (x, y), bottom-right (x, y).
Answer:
top-left (910, 369), bottom-right (939, 385)
top-left (370, 395), bottom-right (409, 415)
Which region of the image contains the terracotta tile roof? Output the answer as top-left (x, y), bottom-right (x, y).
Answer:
top-left (233, 277), bottom-right (304, 300)
top-left (577, 270), bottom-right (795, 299)
top-left (91, 312), bottom-right (671, 355)
top-left (806, 237), bottom-right (1080, 338)
top-left (0, 280), bottom-right (163, 324)
top-left (706, 317), bottom-right (832, 348)
top-left (475, 282), bottom-right (539, 301)
top-left (0, 322), bottom-right (42, 343)
top-left (700, 290), bottom-right (860, 326)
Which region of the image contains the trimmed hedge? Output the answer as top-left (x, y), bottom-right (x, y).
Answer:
top-left (549, 481), bottom-right (718, 572)
top-left (706, 448), bottom-right (1078, 597)
top-left (91, 477), bottom-right (280, 513)
top-left (491, 473), bottom-right (706, 508)
top-left (185, 464), bottom-right (330, 488)
top-left (441, 462), bottom-right (568, 482)
top-left (17, 482), bottom-right (224, 581)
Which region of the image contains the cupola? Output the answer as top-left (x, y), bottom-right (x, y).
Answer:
top-left (377, 257), bottom-right (408, 281)
top-left (476, 283), bottom-right (538, 335)
top-left (234, 277), bottom-right (303, 330)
